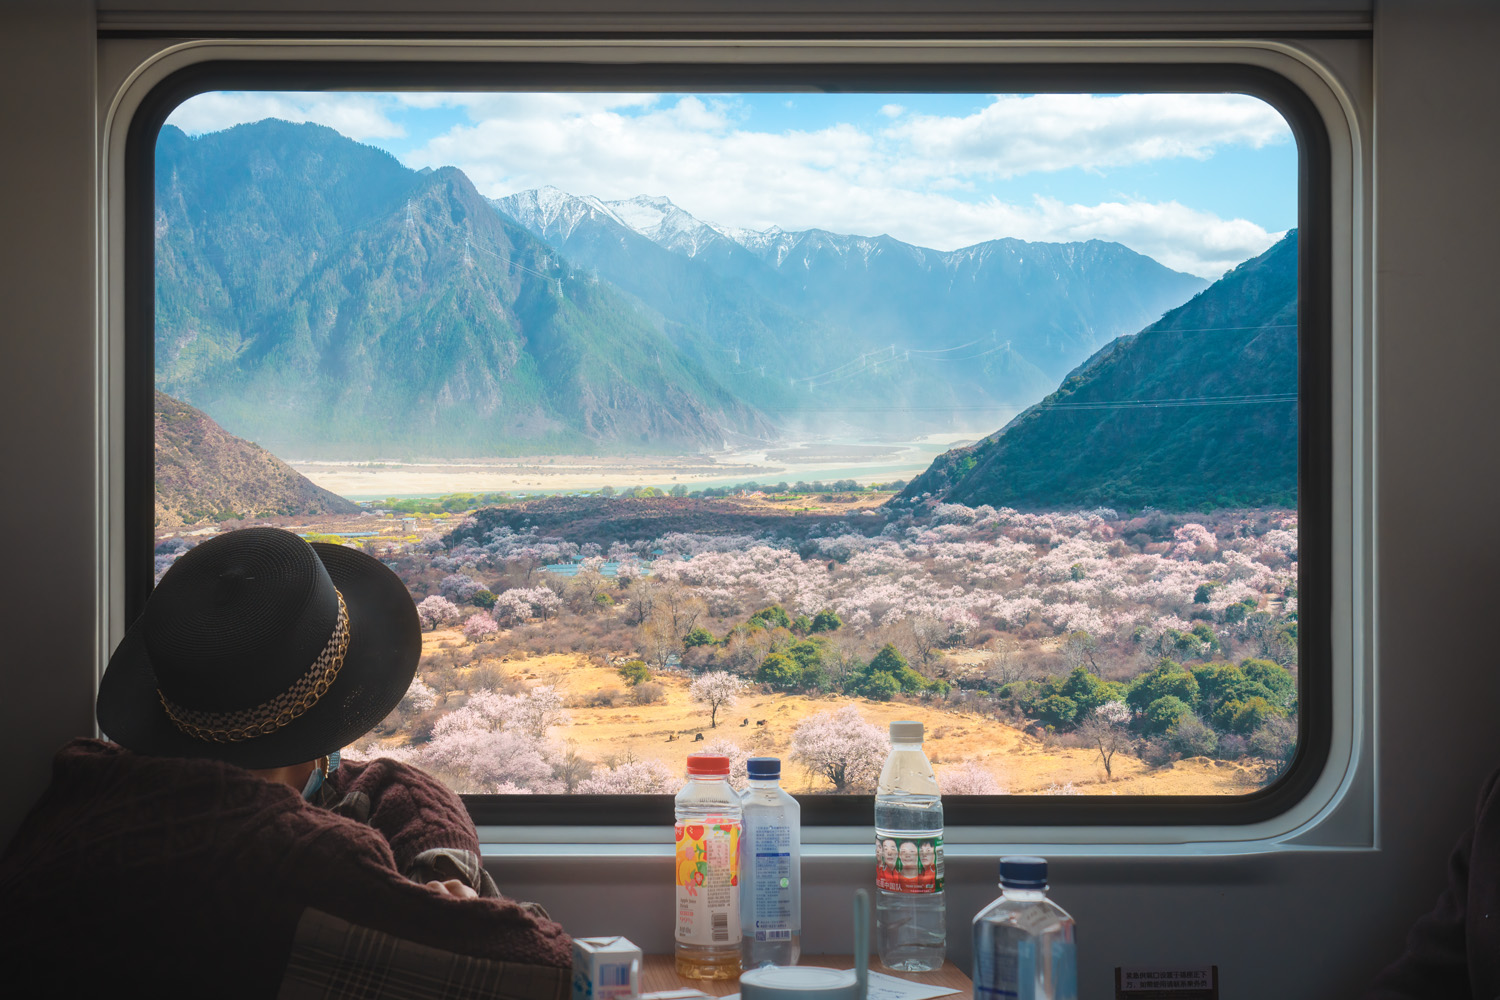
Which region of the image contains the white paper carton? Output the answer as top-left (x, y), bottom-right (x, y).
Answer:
top-left (571, 936), bottom-right (642, 1000)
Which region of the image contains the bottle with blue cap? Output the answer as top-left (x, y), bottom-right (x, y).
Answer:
top-left (740, 756), bottom-right (801, 968)
top-left (972, 856), bottom-right (1077, 1000)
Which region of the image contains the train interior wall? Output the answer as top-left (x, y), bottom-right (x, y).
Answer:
top-left (2, 2), bottom-right (1498, 996)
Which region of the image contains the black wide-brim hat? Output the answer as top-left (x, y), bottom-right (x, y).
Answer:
top-left (98, 527), bottom-right (421, 769)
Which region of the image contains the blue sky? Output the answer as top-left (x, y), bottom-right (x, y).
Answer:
top-left (166, 90), bottom-right (1296, 278)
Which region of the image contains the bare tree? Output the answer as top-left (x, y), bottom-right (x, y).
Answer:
top-left (745, 626), bottom-right (781, 670)
top-left (824, 631), bottom-right (866, 686)
top-left (1076, 701), bottom-right (1134, 780)
top-left (1062, 630), bottom-right (1102, 676)
top-left (659, 583), bottom-right (707, 639)
top-left (625, 576), bottom-right (661, 627)
top-left (553, 744), bottom-right (595, 793)
top-left (718, 630), bottom-right (758, 676)
top-left (512, 546), bottom-right (544, 585)
top-left (566, 561), bottom-right (609, 611)
top-left (639, 617), bottom-right (679, 671)
top-left (983, 637), bottom-right (1035, 686)
top-left (907, 615), bottom-right (947, 674)
top-left (637, 584), bottom-right (710, 670)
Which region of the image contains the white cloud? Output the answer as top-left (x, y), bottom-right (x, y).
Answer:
top-left (964, 196), bottom-right (1283, 278)
top-left (403, 92), bottom-right (1285, 277)
top-left (396, 91), bottom-right (661, 119)
top-left (881, 93), bottom-right (1291, 180)
top-left (166, 91), bottom-right (1291, 278)
top-left (166, 92), bottom-right (406, 141)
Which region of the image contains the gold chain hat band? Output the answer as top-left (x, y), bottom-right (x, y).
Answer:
top-left (158, 589), bottom-right (352, 743)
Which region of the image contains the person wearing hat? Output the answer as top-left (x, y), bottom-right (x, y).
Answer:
top-left (0, 527), bottom-right (572, 997)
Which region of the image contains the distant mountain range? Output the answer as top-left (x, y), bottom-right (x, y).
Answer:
top-left (155, 118), bottom-right (1211, 459)
top-left (495, 186), bottom-right (1208, 432)
top-left (902, 230), bottom-right (1298, 511)
top-left (154, 390), bottom-right (361, 526)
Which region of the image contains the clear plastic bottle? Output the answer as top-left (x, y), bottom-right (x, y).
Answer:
top-left (740, 756), bottom-right (802, 969)
top-left (972, 857), bottom-right (1077, 1000)
top-left (674, 753), bottom-right (743, 980)
top-left (874, 720), bottom-right (945, 971)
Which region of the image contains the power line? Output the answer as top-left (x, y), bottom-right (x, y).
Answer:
top-left (905, 339), bottom-right (982, 355)
top-left (1143, 324), bottom-right (1297, 333)
top-left (1042, 392), bottom-right (1297, 411)
top-left (772, 392), bottom-right (1296, 414)
top-left (913, 343), bottom-right (1014, 363)
top-left (787, 345), bottom-right (898, 385)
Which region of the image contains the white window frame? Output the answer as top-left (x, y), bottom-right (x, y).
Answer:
top-left (97, 31), bottom-right (1372, 858)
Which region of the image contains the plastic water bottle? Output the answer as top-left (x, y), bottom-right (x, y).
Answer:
top-left (875, 720), bottom-right (945, 971)
top-left (972, 857), bottom-right (1077, 1000)
top-left (740, 757), bottom-right (802, 968)
top-left (674, 753), bottom-right (742, 980)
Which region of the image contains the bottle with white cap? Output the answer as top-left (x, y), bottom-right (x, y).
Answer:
top-left (741, 756), bottom-right (802, 968)
top-left (972, 856), bottom-right (1077, 1000)
top-left (874, 720), bottom-right (945, 971)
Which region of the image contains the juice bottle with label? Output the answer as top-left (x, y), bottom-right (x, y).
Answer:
top-left (674, 753), bottom-right (743, 979)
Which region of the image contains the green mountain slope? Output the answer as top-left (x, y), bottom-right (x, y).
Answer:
top-left (155, 120), bottom-right (771, 457)
top-left (901, 231), bottom-right (1298, 511)
top-left (154, 390), bottom-right (362, 526)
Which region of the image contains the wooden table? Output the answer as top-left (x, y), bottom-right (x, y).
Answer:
top-left (641, 954), bottom-right (973, 1000)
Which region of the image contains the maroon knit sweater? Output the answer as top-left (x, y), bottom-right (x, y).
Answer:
top-left (0, 739), bottom-right (571, 996)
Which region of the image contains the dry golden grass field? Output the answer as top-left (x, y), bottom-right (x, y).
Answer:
top-left (396, 629), bottom-right (1269, 797)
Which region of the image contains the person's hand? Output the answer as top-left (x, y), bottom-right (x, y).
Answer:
top-left (425, 878), bottom-right (479, 900)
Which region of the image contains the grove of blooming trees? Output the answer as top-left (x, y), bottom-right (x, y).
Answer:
top-left (327, 499), bottom-right (1302, 793)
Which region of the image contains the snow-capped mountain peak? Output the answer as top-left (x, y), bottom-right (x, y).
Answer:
top-left (492, 186), bottom-right (629, 242)
top-left (602, 195), bottom-right (736, 258)
top-left (500, 185), bottom-right (819, 262)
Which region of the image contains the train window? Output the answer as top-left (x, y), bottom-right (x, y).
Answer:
top-left (125, 61), bottom-right (1331, 829)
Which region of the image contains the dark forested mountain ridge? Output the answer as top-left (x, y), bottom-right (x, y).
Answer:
top-left (901, 230), bottom-right (1299, 511)
top-left (154, 390), bottom-right (362, 526)
top-left (155, 121), bottom-right (772, 457)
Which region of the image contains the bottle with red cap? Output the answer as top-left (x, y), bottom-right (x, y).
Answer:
top-left (674, 753), bottom-right (743, 979)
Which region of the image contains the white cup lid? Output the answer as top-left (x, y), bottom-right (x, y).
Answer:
top-left (740, 965), bottom-right (861, 1000)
